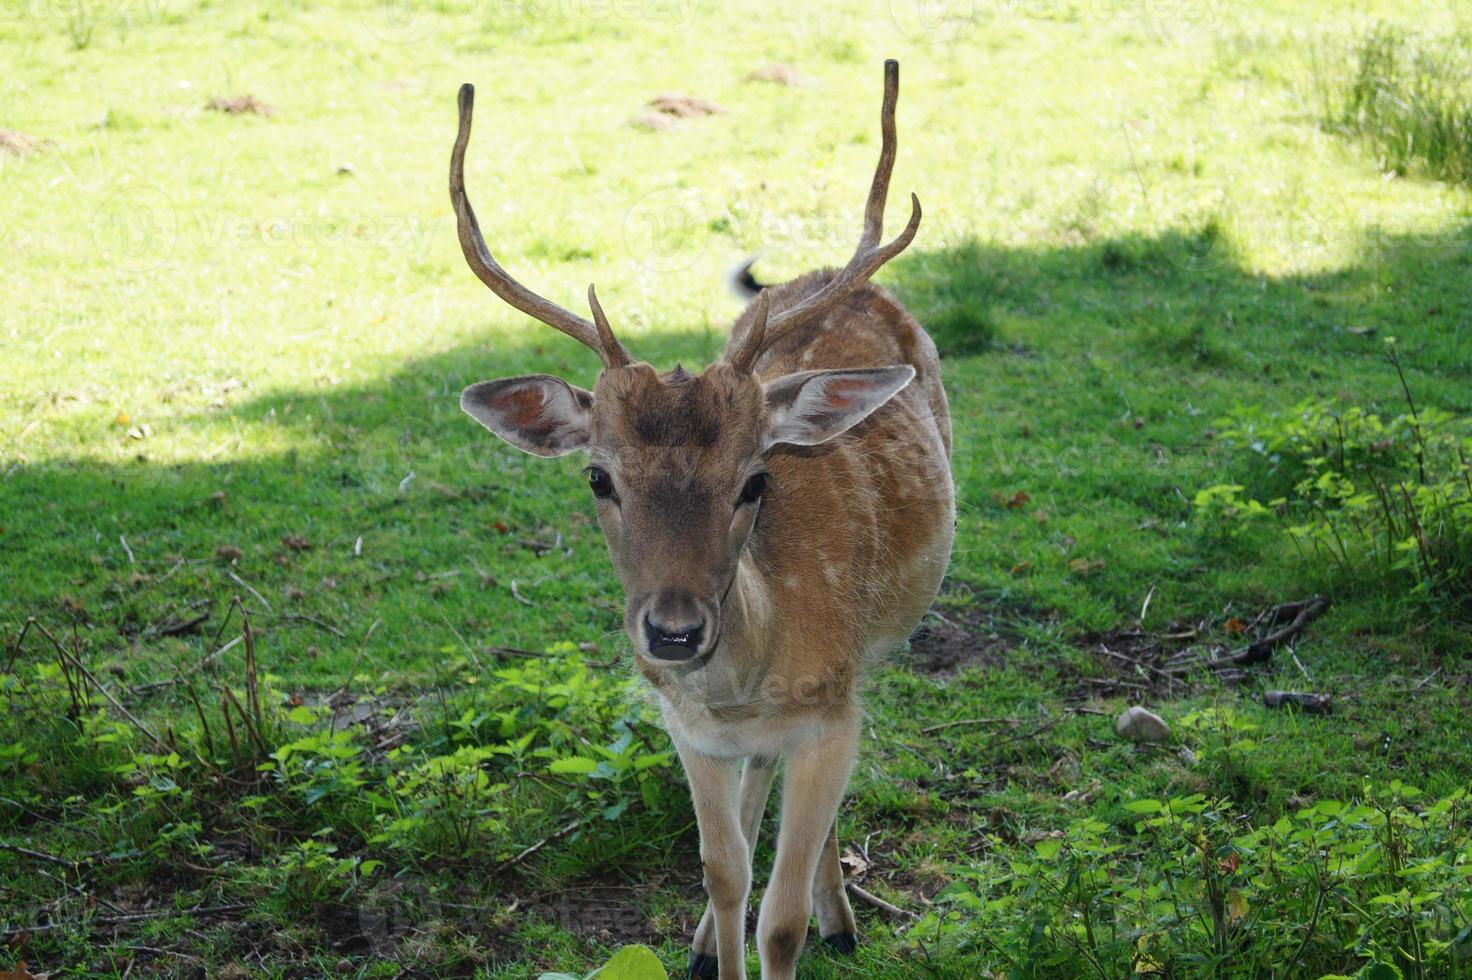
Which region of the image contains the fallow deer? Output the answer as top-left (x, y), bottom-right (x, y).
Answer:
top-left (451, 61), bottom-right (953, 979)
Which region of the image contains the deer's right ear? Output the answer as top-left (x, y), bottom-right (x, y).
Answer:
top-left (460, 375), bottom-right (593, 458)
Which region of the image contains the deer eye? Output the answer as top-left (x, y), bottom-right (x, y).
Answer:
top-left (586, 466), bottom-right (614, 499)
top-left (739, 472), bottom-right (769, 505)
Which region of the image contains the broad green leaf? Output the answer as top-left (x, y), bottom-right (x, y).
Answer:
top-left (549, 756), bottom-right (599, 775)
top-left (596, 944), bottom-right (669, 979)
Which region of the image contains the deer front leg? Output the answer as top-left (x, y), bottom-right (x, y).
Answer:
top-left (690, 754), bottom-right (778, 979)
top-left (675, 741), bottom-right (751, 980)
top-left (757, 713), bottom-right (860, 979)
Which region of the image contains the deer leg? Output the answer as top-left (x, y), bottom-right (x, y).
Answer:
top-left (675, 742), bottom-right (751, 980)
top-left (757, 714), bottom-right (860, 980)
top-left (812, 821), bottom-right (857, 953)
top-left (690, 754), bottom-right (778, 978)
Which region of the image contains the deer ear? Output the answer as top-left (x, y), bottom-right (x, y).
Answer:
top-left (762, 365), bottom-right (915, 449)
top-left (461, 375), bottom-right (593, 458)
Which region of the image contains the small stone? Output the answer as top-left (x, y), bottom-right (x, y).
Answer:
top-left (1116, 705), bottom-right (1171, 743)
top-left (1176, 746), bottom-right (1198, 765)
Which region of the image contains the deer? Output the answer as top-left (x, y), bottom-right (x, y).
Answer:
top-left (450, 60), bottom-right (954, 979)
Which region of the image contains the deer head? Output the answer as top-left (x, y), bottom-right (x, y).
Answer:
top-left (455, 62), bottom-right (921, 664)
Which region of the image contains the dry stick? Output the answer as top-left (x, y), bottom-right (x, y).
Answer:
top-left (0, 841), bottom-right (79, 869)
top-left (156, 610), bottom-right (211, 638)
top-left (283, 613), bottom-right (345, 638)
top-left (189, 635), bottom-right (242, 677)
top-left (1412, 667), bottom-right (1443, 691)
top-left (920, 718), bottom-right (1009, 735)
top-left (220, 685), bottom-right (268, 760)
top-left (36, 866), bottom-right (128, 917)
top-left (31, 620), bottom-right (170, 754)
top-left (236, 598), bottom-right (265, 742)
top-left (330, 618), bottom-right (381, 735)
top-left (179, 669), bottom-right (215, 758)
top-left (847, 882), bottom-right (917, 921)
top-left (495, 819), bottom-right (583, 873)
top-left (1387, 344), bottom-right (1429, 485)
top-left (484, 646), bottom-right (543, 660)
top-left (1096, 645), bottom-right (1175, 683)
top-left (4, 617), bottom-right (39, 674)
top-left (1208, 596), bottom-right (1331, 671)
top-left (137, 635), bottom-right (243, 696)
top-left (988, 719), bottom-right (1060, 750)
top-left (219, 693), bottom-right (241, 771)
top-left (225, 569), bottom-right (271, 613)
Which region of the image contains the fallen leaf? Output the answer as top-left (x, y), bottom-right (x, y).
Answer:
top-left (839, 846), bottom-right (870, 877)
top-left (215, 545), bottom-right (243, 562)
top-left (1224, 617), bottom-right (1248, 635)
top-left (282, 535), bottom-right (311, 551)
top-left (1226, 888), bottom-right (1248, 923)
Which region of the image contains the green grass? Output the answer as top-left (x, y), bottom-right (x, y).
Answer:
top-left (1319, 24), bottom-right (1472, 186)
top-left (3, 0), bottom-right (1472, 976)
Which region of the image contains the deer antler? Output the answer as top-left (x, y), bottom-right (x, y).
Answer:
top-left (726, 289), bottom-right (770, 373)
top-left (450, 83), bottom-right (631, 368)
top-left (760, 60), bottom-right (921, 340)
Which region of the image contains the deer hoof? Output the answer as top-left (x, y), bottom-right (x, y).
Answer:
top-left (688, 952), bottom-right (718, 978)
top-left (822, 932), bottom-right (859, 955)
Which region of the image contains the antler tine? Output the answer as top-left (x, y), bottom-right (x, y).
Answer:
top-left (450, 83), bottom-right (627, 368)
top-left (726, 288), bottom-right (770, 374)
top-left (587, 284), bottom-right (631, 367)
top-left (766, 60), bottom-right (921, 335)
top-left (861, 58), bottom-right (901, 251)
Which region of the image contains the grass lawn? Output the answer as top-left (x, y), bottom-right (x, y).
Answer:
top-left (3, 0), bottom-right (1471, 976)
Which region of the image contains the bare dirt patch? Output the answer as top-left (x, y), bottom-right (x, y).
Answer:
top-left (646, 94), bottom-right (726, 118)
top-left (906, 604), bottom-right (1022, 676)
top-left (0, 129), bottom-right (48, 157)
top-left (744, 63), bottom-right (810, 87)
top-left (206, 95), bottom-right (276, 116)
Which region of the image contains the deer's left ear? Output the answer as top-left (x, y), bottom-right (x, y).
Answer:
top-left (762, 365), bottom-right (915, 449)
top-left (461, 375), bottom-right (593, 457)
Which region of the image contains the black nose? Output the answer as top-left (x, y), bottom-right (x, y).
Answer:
top-left (643, 614), bottom-right (706, 661)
